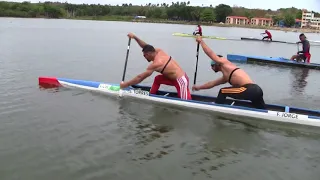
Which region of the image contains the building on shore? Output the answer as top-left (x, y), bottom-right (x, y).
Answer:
top-left (301, 10), bottom-right (320, 29)
top-left (277, 19), bottom-right (302, 28)
top-left (225, 16), bottom-right (273, 27)
top-left (250, 17), bottom-right (273, 26)
top-left (295, 19), bottom-right (302, 27)
top-left (225, 11), bottom-right (320, 29)
top-left (225, 16), bottom-right (250, 25)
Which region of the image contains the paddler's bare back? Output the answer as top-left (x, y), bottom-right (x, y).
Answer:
top-left (221, 62), bottom-right (253, 87)
top-left (153, 49), bottom-right (184, 80)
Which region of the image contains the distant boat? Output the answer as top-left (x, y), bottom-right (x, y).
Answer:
top-left (172, 32), bottom-right (227, 40)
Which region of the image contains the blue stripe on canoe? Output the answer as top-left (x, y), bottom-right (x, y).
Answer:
top-left (54, 79), bottom-right (320, 120)
top-left (133, 84), bottom-right (320, 113)
top-left (227, 54), bottom-right (292, 63)
top-left (150, 94), bottom-right (320, 120)
top-left (134, 85), bottom-right (320, 119)
top-left (247, 55), bottom-right (289, 61)
top-left (227, 54), bottom-right (320, 67)
top-left (185, 91), bottom-right (320, 116)
top-left (285, 106), bottom-right (290, 112)
top-left (148, 93), bottom-right (268, 113)
top-left (309, 115), bottom-right (320, 120)
top-left (226, 54), bottom-right (248, 62)
top-left (58, 78), bottom-right (119, 88)
top-left (247, 55), bottom-right (304, 65)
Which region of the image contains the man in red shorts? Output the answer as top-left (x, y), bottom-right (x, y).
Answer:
top-left (290, 33), bottom-right (311, 63)
top-left (193, 24), bottom-right (202, 36)
top-left (120, 33), bottom-right (192, 100)
top-left (261, 30), bottom-right (272, 41)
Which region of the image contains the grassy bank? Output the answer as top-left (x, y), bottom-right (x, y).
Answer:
top-left (70, 15), bottom-right (134, 22)
top-left (65, 15), bottom-right (320, 34)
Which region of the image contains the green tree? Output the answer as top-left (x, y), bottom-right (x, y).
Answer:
top-left (272, 15), bottom-right (283, 26)
top-left (296, 9), bottom-right (302, 19)
top-left (1, 1), bottom-right (317, 23)
top-left (160, 9), bottom-right (168, 19)
top-left (146, 8), bottom-right (154, 18)
top-left (152, 8), bottom-right (162, 18)
top-left (200, 8), bottom-right (215, 22)
top-left (214, 4), bottom-right (232, 23)
top-left (284, 13), bottom-right (295, 27)
top-left (244, 10), bottom-right (253, 19)
top-left (191, 6), bottom-right (201, 21)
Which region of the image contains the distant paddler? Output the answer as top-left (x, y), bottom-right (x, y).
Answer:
top-left (120, 33), bottom-right (192, 100)
top-left (192, 36), bottom-right (266, 109)
top-left (261, 30), bottom-right (272, 41)
top-left (290, 33), bottom-right (311, 63)
top-left (193, 24), bottom-right (202, 36)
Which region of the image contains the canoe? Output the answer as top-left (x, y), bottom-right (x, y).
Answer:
top-left (240, 37), bottom-right (320, 46)
top-left (227, 54), bottom-right (320, 70)
top-left (38, 76), bottom-right (320, 128)
top-left (240, 37), bottom-right (296, 44)
top-left (172, 32), bottom-right (227, 40)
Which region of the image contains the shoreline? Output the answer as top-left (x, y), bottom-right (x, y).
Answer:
top-left (69, 16), bottom-right (320, 34)
top-left (132, 19), bottom-right (320, 34)
top-left (2, 16), bottom-right (320, 34)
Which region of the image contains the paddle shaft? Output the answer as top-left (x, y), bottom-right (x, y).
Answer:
top-left (193, 42), bottom-right (200, 85)
top-left (122, 38), bottom-right (131, 82)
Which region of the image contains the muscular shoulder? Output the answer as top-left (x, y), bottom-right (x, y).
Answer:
top-left (155, 48), bottom-right (162, 52)
top-left (147, 61), bottom-right (162, 70)
top-left (219, 57), bottom-right (231, 65)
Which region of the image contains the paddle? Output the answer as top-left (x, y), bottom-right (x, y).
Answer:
top-left (193, 39), bottom-right (200, 85)
top-left (122, 37), bottom-right (131, 82)
top-left (260, 33), bottom-right (267, 41)
top-left (296, 42), bottom-right (303, 62)
top-left (119, 37), bottom-right (131, 97)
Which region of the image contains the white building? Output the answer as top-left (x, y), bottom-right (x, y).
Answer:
top-left (301, 10), bottom-right (320, 29)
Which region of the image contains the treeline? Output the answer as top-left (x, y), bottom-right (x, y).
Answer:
top-left (0, 1), bottom-right (318, 27)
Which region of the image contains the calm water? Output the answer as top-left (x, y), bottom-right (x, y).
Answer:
top-left (0, 17), bottom-right (320, 180)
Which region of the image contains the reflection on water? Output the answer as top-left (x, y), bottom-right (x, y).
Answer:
top-left (289, 68), bottom-right (310, 95)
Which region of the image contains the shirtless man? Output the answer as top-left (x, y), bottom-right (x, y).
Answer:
top-left (120, 33), bottom-right (192, 100)
top-left (192, 36), bottom-right (266, 109)
top-left (290, 33), bottom-right (311, 63)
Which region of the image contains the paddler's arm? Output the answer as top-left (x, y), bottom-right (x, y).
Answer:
top-left (128, 33), bottom-right (148, 49)
top-left (196, 36), bottom-right (225, 65)
top-left (120, 63), bottom-right (157, 89)
top-left (192, 77), bottom-right (227, 91)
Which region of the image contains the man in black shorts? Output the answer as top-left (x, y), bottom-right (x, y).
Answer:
top-left (192, 36), bottom-right (266, 109)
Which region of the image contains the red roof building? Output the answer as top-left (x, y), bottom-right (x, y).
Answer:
top-left (251, 17), bottom-right (273, 26)
top-left (225, 16), bottom-right (250, 25)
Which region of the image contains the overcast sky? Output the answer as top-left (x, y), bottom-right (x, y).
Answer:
top-left (6, 0), bottom-right (320, 12)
